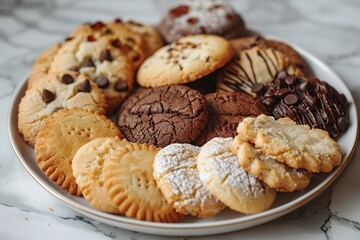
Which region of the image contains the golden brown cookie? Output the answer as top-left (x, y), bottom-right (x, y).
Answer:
top-left (153, 143), bottom-right (224, 217)
top-left (103, 141), bottom-right (183, 222)
top-left (237, 114), bottom-right (343, 173)
top-left (197, 137), bottom-right (276, 214)
top-left (72, 137), bottom-right (128, 213)
top-left (137, 34), bottom-right (233, 87)
top-left (231, 136), bottom-right (311, 192)
top-left (35, 109), bottom-right (120, 196)
top-left (18, 71), bottom-right (107, 147)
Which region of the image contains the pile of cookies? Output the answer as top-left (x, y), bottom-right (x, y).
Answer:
top-left (17, 0), bottom-right (349, 222)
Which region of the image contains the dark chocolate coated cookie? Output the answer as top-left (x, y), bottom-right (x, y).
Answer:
top-left (118, 85), bottom-right (208, 147)
top-left (193, 91), bottom-right (267, 146)
top-left (256, 73), bottom-right (349, 138)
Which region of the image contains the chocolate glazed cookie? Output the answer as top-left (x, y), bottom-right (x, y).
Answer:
top-left (254, 72), bottom-right (349, 138)
top-left (193, 92), bottom-right (268, 146)
top-left (118, 85), bottom-right (208, 147)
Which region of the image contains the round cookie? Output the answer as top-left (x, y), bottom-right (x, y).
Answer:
top-left (159, 0), bottom-right (246, 43)
top-left (117, 85), bottom-right (208, 148)
top-left (153, 143), bottom-right (224, 217)
top-left (231, 136), bottom-right (311, 192)
top-left (258, 74), bottom-right (349, 138)
top-left (137, 34), bottom-right (233, 87)
top-left (197, 137), bottom-right (276, 214)
top-left (193, 91), bottom-right (267, 146)
top-left (216, 38), bottom-right (305, 96)
top-left (236, 114), bottom-right (343, 173)
top-left (18, 71), bottom-right (107, 147)
top-left (35, 108), bottom-right (120, 196)
top-left (72, 137), bottom-right (128, 213)
top-left (103, 141), bottom-right (183, 222)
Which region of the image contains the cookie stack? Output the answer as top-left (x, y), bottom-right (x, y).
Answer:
top-left (17, 0), bottom-right (350, 223)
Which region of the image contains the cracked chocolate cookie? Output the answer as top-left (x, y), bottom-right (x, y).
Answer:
top-left (159, 0), bottom-right (246, 43)
top-left (117, 85), bottom-right (208, 147)
top-left (193, 91), bottom-right (267, 146)
top-left (137, 34), bottom-right (233, 87)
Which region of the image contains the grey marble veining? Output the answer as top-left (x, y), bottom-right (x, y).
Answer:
top-left (1, 0), bottom-right (360, 239)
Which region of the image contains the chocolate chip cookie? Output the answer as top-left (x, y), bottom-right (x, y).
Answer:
top-left (117, 85), bottom-right (208, 147)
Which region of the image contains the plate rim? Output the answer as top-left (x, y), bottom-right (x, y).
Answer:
top-left (8, 36), bottom-right (359, 233)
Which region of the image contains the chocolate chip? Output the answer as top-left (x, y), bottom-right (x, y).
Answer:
top-left (276, 88), bottom-right (291, 97)
top-left (90, 21), bottom-right (105, 30)
top-left (111, 39), bottom-right (121, 48)
top-left (81, 58), bottom-right (95, 68)
top-left (99, 49), bottom-right (112, 62)
top-left (127, 37), bottom-right (135, 43)
top-left (104, 29), bottom-right (113, 35)
top-left (285, 75), bottom-right (295, 85)
top-left (133, 54), bottom-right (140, 62)
top-left (65, 36), bottom-right (73, 42)
top-left (96, 76), bottom-right (109, 88)
top-left (114, 18), bottom-right (122, 23)
top-left (337, 117), bottom-right (348, 131)
top-left (284, 93), bottom-right (298, 105)
top-left (114, 80), bottom-right (128, 92)
top-left (169, 5), bottom-right (189, 17)
top-left (277, 71), bottom-right (287, 80)
top-left (87, 35), bottom-right (96, 42)
top-left (298, 81), bottom-right (309, 91)
top-left (61, 74), bottom-right (74, 84)
top-left (42, 89), bottom-right (55, 103)
top-left (252, 83), bottom-right (265, 94)
top-left (263, 97), bottom-right (277, 107)
top-left (77, 79), bottom-right (91, 92)
top-left (127, 20), bottom-right (143, 26)
top-left (187, 17), bottom-right (199, 24)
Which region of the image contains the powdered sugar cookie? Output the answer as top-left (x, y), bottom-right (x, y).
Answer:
top-left (197, 137), bottom-right (276, 214)
top-left (153, 143), bottom-right (224, 217)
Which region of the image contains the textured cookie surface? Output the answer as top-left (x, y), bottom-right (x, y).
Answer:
top-left (159, 0), bottom-right (246, 43)
top-left (137, 34), bottom-right (233, 87)
top-left (35, 109), bottom-right (120, 196)
top-left (118, 85), bottom-right (208, 147)
top-left (193, 91), bottom-right (267, 146)
top-left (18, 71), bottom-right (107, 147)
top-left (237, 115), bottom-right (342, 172)
top-left (103, 141), bottom-right (183, 222)
top-left (72, 137), bottom-right (127, 213)
top-left (197, 137), bottom-right (276, 214)
top-left (153, 144), bottom-right (224, 217)
top-left (231, 137), bottom-right (311, 192)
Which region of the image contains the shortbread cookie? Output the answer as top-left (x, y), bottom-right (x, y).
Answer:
top-left (103, 141), bottom-right (183, 222)
top-left (35, 109), bottom-right (120, 196)
top-left (153, 144), bottom-right (224, 217)
top-left (118, 85), bottom-right (208, 147)
top-left (193, 91), bottom-right (267, 146)
top-left (257, 74), bottom-right (349, 138)
top-left (137, 34), bottom-right (233, 87)
top-left (231, 137), bottom-right (311, 192)
top-left (18, 71), bottom-right (107, 147)
top-left (237, 115), bottom-right (342, 172)
top-left (159, 0), bottom-right (246, 43)
top-left (72, 137), bottom-right (128, 213)
top-left (216, 39), bottom-right (304, 96)
top-left (197, 137), bottom-right (276, 214)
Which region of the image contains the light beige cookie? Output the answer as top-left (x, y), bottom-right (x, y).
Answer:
top-left (197, 137), bottom-right (276, 214)
top-left (35, 109), bottom-right (120, 196)
top-left (237, 114), bottom-right (343, 173)
top-left (72, 137), bottom-right (128, 213)
top-left (137, 34), bottom-right (233, 87)
top-left (153, 143), bottom-right (224, 218)
top-left (103, 141), bottom-right (183, 222)
top-left (231, 136), bottom-right (311, 192)
top-left (18, 71), bottom-right (107, 147)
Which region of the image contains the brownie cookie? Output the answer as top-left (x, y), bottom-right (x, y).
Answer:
top-left (193, 92), bottom-right (267, 146)
top-left (216, 38), bottom-right (305, 96)
top-left (137, 34), bottom-right (233, 87)
top-left (118, 85), bottom-right (208, 147)
top-left (256, 73), bottom-right (349, 138)
top-left (159, 0), bottom-right (246, 43)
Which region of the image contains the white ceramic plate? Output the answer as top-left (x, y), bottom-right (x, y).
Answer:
top-left (8, 36), bottom-right (358, 236)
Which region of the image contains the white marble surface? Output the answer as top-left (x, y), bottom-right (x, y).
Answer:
top-left (1, 0), bottom-right (360, 239)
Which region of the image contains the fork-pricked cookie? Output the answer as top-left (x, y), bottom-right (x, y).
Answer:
top-left (72, 137), bottom-right (128, 213)
top-left (35, 109), bottom-right (120, 196)
top-left (137, 34), bottom-right (233, 87)
top-left (237, 114), bottom-right (343, 173)
top-left (197, 137), bottom-right (276, 214)
top-left (153, 143), bottom-right (224, 217)
top-left (103, 141), bottom-right (183, 222)
top-left (231, 136), bottom-right (311, 192)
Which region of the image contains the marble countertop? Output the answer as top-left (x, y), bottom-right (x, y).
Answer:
top-left (1, 0), bottom-right (360, 239)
